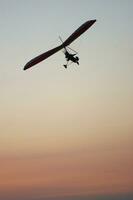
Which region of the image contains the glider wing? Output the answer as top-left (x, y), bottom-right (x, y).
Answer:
top-left (23, 45), bottom-right (63, 70)
top-left (23, 19), bottom-right (96, 70)
top-left (63, 19), bottom-right (96, 47)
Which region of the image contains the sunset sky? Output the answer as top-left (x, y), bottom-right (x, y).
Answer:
top-left (0, 0), bottom-right (133, 200)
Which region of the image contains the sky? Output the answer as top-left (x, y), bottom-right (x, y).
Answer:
top-left (0, 0), bottom-right (133, 200)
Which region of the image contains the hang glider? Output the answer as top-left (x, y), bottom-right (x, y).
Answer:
top-left (23, 19), bottom-right (96, 70)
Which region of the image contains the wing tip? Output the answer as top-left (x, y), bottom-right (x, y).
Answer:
top-left (92, 19), bottom-right (97, 23)
top-left (23, 61), bottom-right (32, 70)
top-left (23, 64), bottom-right (29, 70)
top-left (23, 65), bottom-right (27, 70)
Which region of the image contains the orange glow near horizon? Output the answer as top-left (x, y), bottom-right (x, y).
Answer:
top-left (0, 133), bottom-right (133, 198)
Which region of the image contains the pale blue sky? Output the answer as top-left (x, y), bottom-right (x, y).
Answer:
top-left (1, 0), bottom-right (133, 125)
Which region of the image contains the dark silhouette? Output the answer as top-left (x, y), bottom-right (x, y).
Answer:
top-left (59, 36), bottom-right (79, 68)
top-left (23, 19), bottom-right (96, 70)
top-left (63, 50), bottom-right (79, 68)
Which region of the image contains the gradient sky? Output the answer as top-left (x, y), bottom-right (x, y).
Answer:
top-left (0, 0), bottom-right (133, 200)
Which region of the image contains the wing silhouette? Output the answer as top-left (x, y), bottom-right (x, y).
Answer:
top-left (24, 45), bottom-right (63, 70)
top-left (23, 19), bottom-right (96, 70)
top-left (63, 19), bottom-right (96, 47)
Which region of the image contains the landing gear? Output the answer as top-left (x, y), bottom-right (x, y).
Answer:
top-left (63, 60), bottom-right (79, 69)
top-left (63, 64), bottom-right (67, 68)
